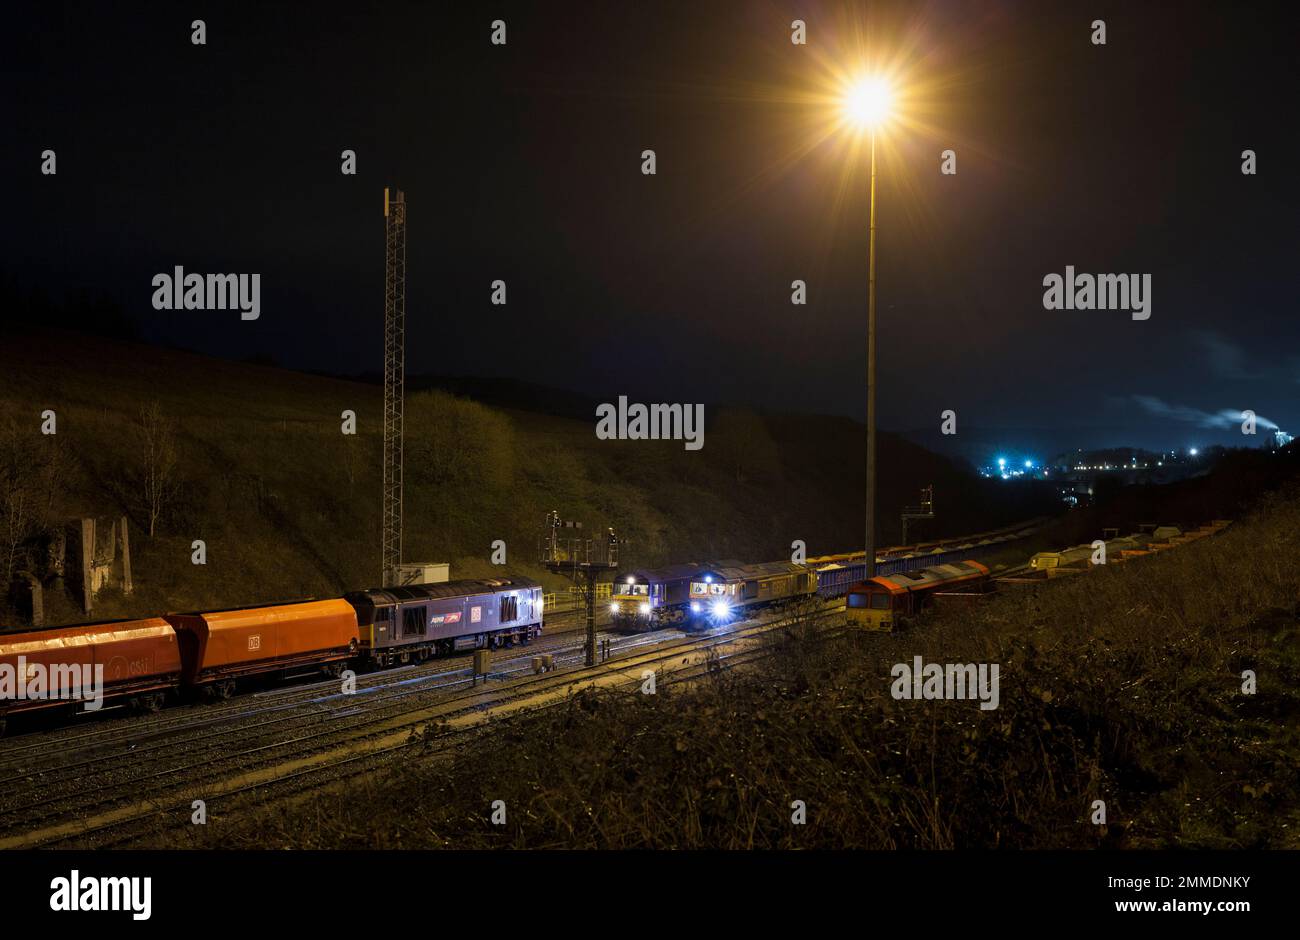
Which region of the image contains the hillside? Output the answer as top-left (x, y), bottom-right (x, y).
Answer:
top-left (0, 327), bottom-right (1058, 626)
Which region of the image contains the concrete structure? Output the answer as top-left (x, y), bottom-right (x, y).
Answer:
top-left (66, 516), bottom-right (133, 614)
top-left (391, 562), bottom-right (449, 586)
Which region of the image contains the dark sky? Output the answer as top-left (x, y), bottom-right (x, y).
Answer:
top-left (5, 0), bottom-right (1298, 455)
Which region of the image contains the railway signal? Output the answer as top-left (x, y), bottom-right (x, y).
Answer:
top-left (539, 511), bottom-right (620, 666)
top-left (901, 485), bottom-right (935, 545)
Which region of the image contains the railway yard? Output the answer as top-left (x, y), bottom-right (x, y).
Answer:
top-left (0, 514), bottom-right (1231, 850)
top-left (0, 601), bottom-right (844, 849)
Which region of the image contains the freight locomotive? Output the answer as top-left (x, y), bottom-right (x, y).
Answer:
top-left (844, 560), bottom-right (991, 631)
top-left (608, 563), bottom-right (705, 628)
top-left (607, 525), bottom-right (1038, 632)
top-left (609, 560), bottom-right (819, 630)
top-left (686, 561), bottom-right (816, 626)
top-left (0, 576), bottom-right (542, 734)
top-left (609, 552), bottom-right (995, 634)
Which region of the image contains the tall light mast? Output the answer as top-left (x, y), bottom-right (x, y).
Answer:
top-left (381, 187), bottom-right (406, 586)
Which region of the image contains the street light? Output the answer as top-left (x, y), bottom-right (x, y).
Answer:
top-left (843, 78), bottom-right (893, 128)
top-left (841, 76), bottom-right (893, 578)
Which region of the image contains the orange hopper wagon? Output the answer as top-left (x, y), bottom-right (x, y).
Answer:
top-left (0, 617), bottom-right (182, 732)
top-left (165, 599), bottom-right (359, 698)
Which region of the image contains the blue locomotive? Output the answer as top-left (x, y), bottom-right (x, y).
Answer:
top-left (344, 577), bottom-right (543, 667)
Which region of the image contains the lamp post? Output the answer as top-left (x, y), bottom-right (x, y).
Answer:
top-left (843, 77), bottom-right (892, 578)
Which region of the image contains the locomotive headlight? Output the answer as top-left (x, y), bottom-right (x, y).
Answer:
top-left (639, 603), bottom-right (650, 615)
top-left (691, 602), bottom-right (701, 613)
top-left (537, 598), bottom-right (544, 613)
top-left (610, 602), bottom-right (620, 614)
top-left (711, 600), bottom-right (730, 619)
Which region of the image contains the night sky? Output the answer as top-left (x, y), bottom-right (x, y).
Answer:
top-left (5, 0), bottom-right (1297, 456)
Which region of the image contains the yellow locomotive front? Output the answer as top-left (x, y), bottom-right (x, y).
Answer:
top-left (609, 576), bottom-right (652, 629)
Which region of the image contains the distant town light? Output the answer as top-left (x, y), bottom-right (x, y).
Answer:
top-left (1189, 448), bottom-right (1199, 456)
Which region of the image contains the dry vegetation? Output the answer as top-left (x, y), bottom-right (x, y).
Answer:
top-left (154, 483), bottom-right (1300, 850)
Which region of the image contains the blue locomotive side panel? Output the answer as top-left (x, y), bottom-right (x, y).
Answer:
top-left (344, 578), bottom-right (542, 658)
top-left (425, 595), bottom-right (471, 642)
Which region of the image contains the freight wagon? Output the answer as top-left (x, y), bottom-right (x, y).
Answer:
top-left (816, 545), bottom-right (1005, 599)
top-left (0, 617), bottom-right (182, 735)
top-left (165, 599), bottom-right (359, 699)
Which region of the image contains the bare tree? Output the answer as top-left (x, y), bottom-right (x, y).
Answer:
top-left (39, 433), bottom-right (67, 517)
top-left (136, 402), bottom-right (179, 536)
top-left (0, 423), bottom-right (36, 583)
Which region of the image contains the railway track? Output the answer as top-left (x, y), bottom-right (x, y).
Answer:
top-left (0, 604), bottom-right (846, 849)
top-left (86, 626), bottom-right (857, 850)
top-left (0, 627), bottom-right (681, 829)
top-left (0, 610), bottom-right (618, 764)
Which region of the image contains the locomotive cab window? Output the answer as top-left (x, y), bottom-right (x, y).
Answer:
top-left (871, 594), bottom-right (891, 609)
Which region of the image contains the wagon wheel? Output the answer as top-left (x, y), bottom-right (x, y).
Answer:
top-left (215, 680), bottom-right (234, 700)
